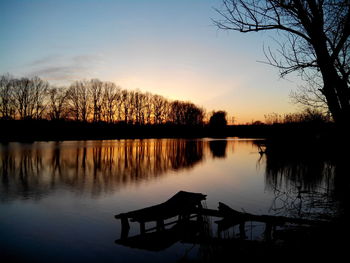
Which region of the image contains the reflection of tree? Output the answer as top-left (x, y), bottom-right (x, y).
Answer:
top-left (0, 140), bottom-right (218, 200)
top-left (265, 152), bottom-right (334, 193)
top-left (263, 142), bottom-right (344, 219)
top-left (209, 140), bottom-right (227, 158)
top-left (0, 145), bottom-right (48, 200)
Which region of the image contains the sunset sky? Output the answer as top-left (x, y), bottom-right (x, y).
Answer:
top-left (0, 0), bottom-right (303, 123)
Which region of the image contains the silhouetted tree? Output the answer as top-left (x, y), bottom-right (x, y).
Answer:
top-left (144, 92), bottom-right (153, 124)
top-left (169, 101), bottom-right (184, 125)
top-left (67, 81), bottom-right (90, 122)
top-left (290, 74), bottom-right (329, 111)
top-left (12, 76), bottom-right (48, 120)
top-left (133, 90), bottom-right (146, 125)
top-left (152, 94), bottom-right (168, 124)
top-left (209, 110), bottom-right (227, 127)
top-left (215, 0), bottom-right (350, 126)
top-left (265, 109), bottom-right (331, 124)
top-left (47, 87), bottom-right (68, 120)
top-left (31, 76), bottom-right (49, 119)
top-left (169, 101), bottom-right (204, 126)
top-left (0, 74), bottom-right (209, 126)
top-left (121, 89), bottom-right (136, 124)
top-left (102, 82), bottom-right (120, 123)
top-left (90, 79), bottom-right (104, 122)
top-left (0, 74), bottom-right (16, 119)
top-left (184, 103), bottom-right (205, 126)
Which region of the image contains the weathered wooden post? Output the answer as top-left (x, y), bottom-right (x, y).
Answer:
top-left (140, 221), bottom-right (146, 235)
top-left (264, 223), bottom-right (272, 242)
top-left (197, 202), bottom-right (203, 223)
top-left (239, 221), bottom-right (246, 239)
top-left (217, 226), bottom-right (222, 239)
top-left (156, 219), bottom-right (165, 231)
top-left (115, 213), bottom-right (130, 240)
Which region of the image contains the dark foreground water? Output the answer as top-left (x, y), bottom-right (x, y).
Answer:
top-left (0, 138), bottom-right (342, 262)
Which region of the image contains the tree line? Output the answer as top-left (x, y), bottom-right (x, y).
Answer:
top-left (264, 109), bottom-right (331, 125)
top-left (0, 74), bottom-right (206, 126)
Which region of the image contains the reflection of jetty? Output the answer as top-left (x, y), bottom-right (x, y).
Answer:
top-left (115, 191), bottom-right (324, 251)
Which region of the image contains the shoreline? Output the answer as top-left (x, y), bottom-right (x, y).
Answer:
top-left (1, 119), bottom-right (337, 143)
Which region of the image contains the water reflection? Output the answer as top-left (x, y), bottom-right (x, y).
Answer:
top-left (0, 138), bottom-right (347, 262)
top-left (209, 140), bottom-right (227, 158)
top-left (261, 141), bottom-right (346, 219)
top-left (1, 138), bottom-right (346, 217)
top-left (0, 139), bottom-right (233, 201)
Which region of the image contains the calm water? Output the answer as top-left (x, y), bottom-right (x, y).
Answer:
top-left (0, 138), bottom-right (339, 262)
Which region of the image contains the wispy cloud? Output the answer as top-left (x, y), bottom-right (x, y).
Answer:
top-left (28, 55), bottom-right (62, 67)
top-left (25, 54), bottom-right (105, 84)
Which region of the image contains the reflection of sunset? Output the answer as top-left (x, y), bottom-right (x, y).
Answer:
top-left (0, 138), bottom-right (341, 263)
top-left (0, 139), bottom-right (232, 199)
top-left (1, 138), bottom-right (337, 215)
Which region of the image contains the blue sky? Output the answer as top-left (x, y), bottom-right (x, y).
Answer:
top-left (0, 0), bottom-right (301, 123)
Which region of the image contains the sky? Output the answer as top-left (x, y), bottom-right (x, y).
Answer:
top-left (0, 0), bottom-right (303, 123)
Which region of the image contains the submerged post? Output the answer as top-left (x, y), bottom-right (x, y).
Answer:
top-left (239, 222), bottom-right (246, 239)
top-left (197, 202), bottom-right (203, 222)
top-left (115, 213), bottom-right (130, 240)
top-left (156, 219), bottom-right (165, 231)
top-left (140, 221), bottom-right (146, 235)
top-left (264, 223), bottom-right (272, 242)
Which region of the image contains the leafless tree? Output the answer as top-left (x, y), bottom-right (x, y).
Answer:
top-left (152, 94), bottom-right (168, 124)
top-left (120, 89), bottom-right (136, 124)
top-left (47, 87), bottom-right (69, 120)
top-left (101, 82), bottom-right (120, 123)
top-left (144, 92), bottom-right (153, 124)
top-left (120, 89), bottom-right (130, 123)
top-left (1, 74), bottom-right (208, 126)
top-left (215, 0), bottom-right (350, 126)
top-left (133, 90), bottom-right (147, 125)
top-left (0, 74), bottom-right (16, 119)
top-left (90, 79), bottom-right (104, 122)
top-left (12, 76), bottom-right (48, 120)
top-left (67, 81), bottom-right (90, 122)
top-left (290, 72), bottom-right (329, 111)
top-left (31, 76), bottom-right (49, 119)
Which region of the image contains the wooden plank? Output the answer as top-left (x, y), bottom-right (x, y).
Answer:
top-left (115, 191), bottom-right (206, 223)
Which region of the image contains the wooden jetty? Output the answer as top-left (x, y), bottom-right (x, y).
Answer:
top-left (115, 191), bottom-right (325, 251)
top-left (115, 191), bottom-right (206, 239)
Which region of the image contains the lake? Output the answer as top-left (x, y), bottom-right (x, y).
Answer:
top-left (0, 138), bottom-right (341, 262)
